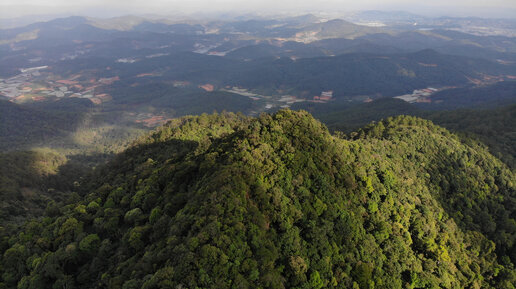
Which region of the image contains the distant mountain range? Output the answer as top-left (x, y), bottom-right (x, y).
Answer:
top-left (2, 15), bottom-right (515, 97)
top-left (0, 13), bottom-right (515, 153)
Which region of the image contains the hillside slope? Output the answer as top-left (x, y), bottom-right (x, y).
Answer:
top-left (0, 100), bottom-right (74, 150)
top-left (1, 111), bottom-right (515, 288)
top-left (226, 50), bottom-right (515, 97)
top-left (299, 98), bottom-right (516, 169)
top-left (0, 149), bottom-right (69, 224)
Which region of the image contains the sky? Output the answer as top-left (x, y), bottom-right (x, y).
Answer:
top-left (1, 0), bottom-right (516, 19)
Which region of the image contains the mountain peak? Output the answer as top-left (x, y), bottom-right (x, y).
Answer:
top-left (2, 110), bottom-right (514, 288)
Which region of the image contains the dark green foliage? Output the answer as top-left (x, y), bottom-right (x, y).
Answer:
top-left (297, 98), bottom-right (419, 132)
top-left (1, 111), bottom-right (514, 288)
top-left (299, 98), bottom-right (516, 168)
top-left (0, 100), bottom-right (81, 150)
top-left (0, 99), bottom-right (143, 153)
top-left (107, 82), bottom-right (262, 117)
top-left (79, 234), bottom-right (100, 254)
top-left (353, 116), bottom-right (516, 265)
top-left (0, 149), bottom-right (71, 224)
top-left (425, 104), bottom-right (516, 168)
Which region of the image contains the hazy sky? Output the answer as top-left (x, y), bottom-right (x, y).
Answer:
top-left (2, 0), bottom-right (516, 18)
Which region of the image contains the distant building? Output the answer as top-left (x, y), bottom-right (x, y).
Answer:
top-left (199, 84), bottom-right (215, 92)
top-left (99, 76), bottom-right (120, 85)
top-left (173, 81), bottom-right (190, 87)
top-left (319, 91), bottom-right (333, 101)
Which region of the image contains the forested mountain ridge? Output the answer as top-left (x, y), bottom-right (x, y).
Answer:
top-left (1, 110), bottom-right (515, 288)
top-left (422, 104), bottom-right (516, 169)
top-left (295, 97), bottom-right (516, 168)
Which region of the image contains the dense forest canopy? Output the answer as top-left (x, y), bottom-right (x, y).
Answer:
top-left (1, 12), bottom-right (516, 289)
top-left (1, 110), bottom-right (515, 288)
top-left (295, 98), bottom-right (516, 169)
